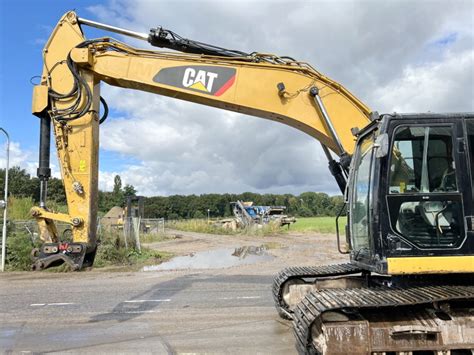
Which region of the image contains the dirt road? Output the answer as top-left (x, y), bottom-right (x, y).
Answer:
top-left (146, 229), bottom-right (346, 274)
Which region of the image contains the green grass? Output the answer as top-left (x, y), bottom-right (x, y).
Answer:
top-left (289, 216), bottom-right (342, 234)
top-left (244, 221), bottom-right (283, 236)
top-left (167, 219), bottom-right (236, 235)
top-left (8, 196), bottom-right (35, 220)
top-left (140, 232), bottom-right (170, 244)
top-left (7, 196), bottom-right (68, 221)
top-left (168, 218), bottom-right (287, 236)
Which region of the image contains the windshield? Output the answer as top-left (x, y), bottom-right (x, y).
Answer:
top-left (350, 133), bottom-right (375, 254)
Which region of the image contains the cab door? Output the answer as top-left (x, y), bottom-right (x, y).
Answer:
top-left (465, 119), bottom-right (474, 244)
top-left (385, 119), bottom-right (471, 255)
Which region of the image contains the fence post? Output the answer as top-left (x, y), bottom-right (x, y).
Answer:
top-left (0, 128), bottom-right (9, 272)
top-left (134, 216), bottom-right (141, 252)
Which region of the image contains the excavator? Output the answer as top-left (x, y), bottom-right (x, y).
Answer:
top-left (30, 11), bottom-right (473, 354)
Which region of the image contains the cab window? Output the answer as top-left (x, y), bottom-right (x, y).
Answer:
top-left (388, 125), bottom-right (464, 249)
top-left (389, 126), bottom-right (456, 194)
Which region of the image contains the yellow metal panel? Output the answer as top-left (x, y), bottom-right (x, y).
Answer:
top-left (32, 85), bottom-right (49, 115)
top-left (70, 47), bottom-right (93, 67)
top-left (387, 256), bottom-right (474, 274)
top-left (33, 11), bottom-right (100, 248)
top-left (91, 49), bottom-right (371, 155)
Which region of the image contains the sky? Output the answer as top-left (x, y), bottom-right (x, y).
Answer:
top-left (0, 0), bottom-right (472, 197)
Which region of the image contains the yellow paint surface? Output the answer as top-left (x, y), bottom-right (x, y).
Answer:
top-left (388, 256), bottom-right (474, 274)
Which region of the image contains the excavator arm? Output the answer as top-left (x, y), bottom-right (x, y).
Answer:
top-left (31, 11), bottom-right (371, 270)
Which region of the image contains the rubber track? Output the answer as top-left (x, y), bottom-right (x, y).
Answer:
top-left (292, 285), bottom-right (474, 355)
top-left (272, 264), bottom-right (363, 319)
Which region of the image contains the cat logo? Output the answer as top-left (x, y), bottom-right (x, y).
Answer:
top-left (182, 68), bottom-right (218, 93)
top-left (153, 65), bottom-right (236, 96)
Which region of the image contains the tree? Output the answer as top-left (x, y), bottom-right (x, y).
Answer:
top-left (123, 184), bottom-right (137, 198)
top-left (193, 210), bottom-right (205, 219)
top-left (298, 205), bottom-right (313, 217)
top-left (98, 191), bottom-right (116, 213)
top-left (330, 195), bottom-right (346, 216)
top-left (113, 175), bottom-right (122, 195)
top-left (0, 167), bottom-right (347, 219)
top-left (0, 167), bottom-right (38, 200)
top-left (47, 178), bottom-right (67, 204)
top-left (97, 177), bottom-right (138, 212)
top-left (111, 175), bottom-right (124, 207)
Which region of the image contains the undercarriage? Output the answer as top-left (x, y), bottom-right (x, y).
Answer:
top-left (272, 265), bottom-right (474, 354)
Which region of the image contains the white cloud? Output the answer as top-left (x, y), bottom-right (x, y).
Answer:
top-left (0, 141), bottom-right (37, 178)
top-left (0, 141), bottom-right (46, 178)
top-left (99, 85), bottom-right (336, 196)
top-left (85, 0), bottom-right (473, 196)
top-left (0, 140), bottom-right (62, 180)
top-left (371, 50), bottom-right (474, 113)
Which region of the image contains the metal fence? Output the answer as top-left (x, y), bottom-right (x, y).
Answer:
top-left (6, 219), bottom-right (73, 244)
top-left (6, 217), bottom-right (165, 250)
top-left (99, 217), bottom-right (166, 250)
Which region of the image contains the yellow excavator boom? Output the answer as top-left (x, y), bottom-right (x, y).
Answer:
top-left (30, 11), bottom-right (371, 269)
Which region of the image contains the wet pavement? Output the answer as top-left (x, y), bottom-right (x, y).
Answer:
top-left (0, 271), bottom-right (295, 354)
top-left (143, 245), bottom-right (274, 271)
top-left (0, 230), bottom-right (345, 353)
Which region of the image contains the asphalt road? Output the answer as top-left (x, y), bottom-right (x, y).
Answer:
top-left (0, 270), bottom-right (296, 354)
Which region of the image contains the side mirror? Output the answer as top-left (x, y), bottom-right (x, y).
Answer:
top-left (374, 133), bottom-right (389, 158)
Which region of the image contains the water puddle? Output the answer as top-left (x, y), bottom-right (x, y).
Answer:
top-left (143, 245), bottom-right (274, 271)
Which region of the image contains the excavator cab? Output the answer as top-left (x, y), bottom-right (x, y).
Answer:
top-left (275, 114), bottom-right (473, 353)
top-left (348, 113), bottom-right (474, 275)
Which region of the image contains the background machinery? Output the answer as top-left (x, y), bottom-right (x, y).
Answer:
top-left (31, 12), bottom-right (473, 353)
top-left (223, 200), bottom-right (296, 229)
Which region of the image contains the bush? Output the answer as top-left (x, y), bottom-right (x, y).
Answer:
top-left (5, 229), bottom-right (37, 271)
top-left (8, 196), bottom-right (34, 221)
top-left (94, 231), bottom-right (129, 267)
top-left (4, 227), bottom-right (171, 271)
top-left (297, 206), bottom-right (313, 217)
top-left (193, 210), bottom-right (205, 219)
top-left (94, 230), bottom-right (172, 268)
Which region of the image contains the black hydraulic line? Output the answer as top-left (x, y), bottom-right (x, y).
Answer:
top-left (328, 159), bottom-right (347, 194)
top-left (320, 144), bottom-right (347, 193)
top-left (99, 96), bottom-right (109, 124)
top-left (78, 16), bottom-right (250, 58)
top-left (148, 27), bottom-right (250, 57)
